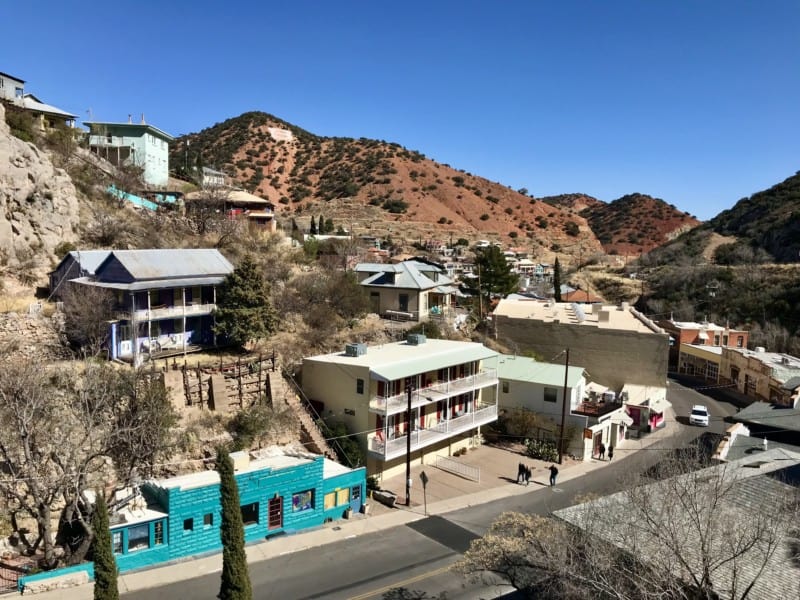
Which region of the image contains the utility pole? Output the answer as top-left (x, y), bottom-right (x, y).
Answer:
top-left (405, 382), bottom-right (414, 506)
top-left (558, 348), bottom-right (570, 465)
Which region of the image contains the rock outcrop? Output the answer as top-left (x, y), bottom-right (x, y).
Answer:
top-left (0, 103), bottom-right (80, 277)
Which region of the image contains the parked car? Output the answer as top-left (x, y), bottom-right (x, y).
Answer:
top-left (689, 404), bottom-right (710, 427)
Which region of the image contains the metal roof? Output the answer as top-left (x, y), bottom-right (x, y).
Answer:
top-left (97, 249), bottom-right (233, 282)
top-left (555, 447), bottom-right (800, 600)
top-left (53, 250), bottom-right (112, 276)
top-left (22, 93), bottom-right (77, 119)
top-left (305, 339), bottom-right (498, 383)
top-left (733, 402), bottom-right (800, 433)
top-left (496, 354), bottom-right (585, 388)
top-left (356, 261), bottom-right (454, 290)
top-left (71, 275), bottom-right (227, 292)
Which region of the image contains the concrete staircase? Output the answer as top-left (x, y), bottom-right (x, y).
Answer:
top-left (267, 370), bottom-right (337, 461)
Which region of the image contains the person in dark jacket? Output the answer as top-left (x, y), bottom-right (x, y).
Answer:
top-left (549, 464), bottom-right (558, 486)
top-left (599, 442), bottom-right (606, 460)
top-left (608, 445), bottom-right (614, 461)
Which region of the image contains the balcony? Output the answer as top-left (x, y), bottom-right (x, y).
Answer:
top-left (366, 403), bottom-right (498, 461)
top-left (116, 303), bottom-right (216, 322)
top-left (369, 369), bottom-right (498, 415)
top-left (572, 399), bottom-right (624, 418)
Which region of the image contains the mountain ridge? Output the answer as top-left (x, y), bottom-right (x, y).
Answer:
top-left (171, 111), bottom-right (698, 259)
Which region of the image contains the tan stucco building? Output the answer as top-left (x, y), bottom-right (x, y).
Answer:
top-left (301, 336), bottom-right (499, 481)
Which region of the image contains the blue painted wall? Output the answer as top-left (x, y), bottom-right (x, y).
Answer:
top-left (19, 455), bottom-right (365, 590)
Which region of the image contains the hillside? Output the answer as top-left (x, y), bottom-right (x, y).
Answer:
top-left (172, 112), bottom-right (604, 260)
top-left (709, 171), bottom-right (800, 263)
top-left (544, 192), bottom-right (700, 256)
top-left (640, 170), bottom-right (800, 268)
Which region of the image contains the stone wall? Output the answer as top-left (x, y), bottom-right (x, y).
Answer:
top-left (0, 310), bottom-right (71, 360)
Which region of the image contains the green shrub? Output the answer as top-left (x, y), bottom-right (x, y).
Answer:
top-left (525, 439), bottom-right (558, 462)
top-left (382, 199), bottom-right (408, 214)
top-left (480, 214), bottom-right (490, 221)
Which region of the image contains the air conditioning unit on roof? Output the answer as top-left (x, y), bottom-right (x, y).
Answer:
top-left (345, 343), bottom-right (367, 357)
top-left (407, 333), bottom-right (427, 346)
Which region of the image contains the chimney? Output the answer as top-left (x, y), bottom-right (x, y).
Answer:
top-left (128, 114), bottom-right (132, 124)
top-left (140, 113), bottom-right (145, 125)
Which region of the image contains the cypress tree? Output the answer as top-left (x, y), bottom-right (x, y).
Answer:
top-left (318, 214), bottom-right (325, 233)
top-left (217, 447), bottom-right (252, 600)
top-left (91, 492), bottom-right (119, 600)
top-left (553, 258), bottom-right (563, 302)
top-left (309, 216), bottom-right (317, 235)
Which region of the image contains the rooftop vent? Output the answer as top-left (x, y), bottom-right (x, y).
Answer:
top-left (345, 343), bottom-right (367, 357)
top-left (407, 333), bottom-right (427, 346)
top-left (755, 346), bottom-right (766, 353)
top-left (230, 450), bottom-right (250, 472)
top-left (598, 309), bottom-right (611, 323)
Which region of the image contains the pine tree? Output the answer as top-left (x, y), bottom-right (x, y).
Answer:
top-left (309, 216), bottom-right (317, 235)
top-left (475, 245), bottom-right (518, 306)
top-left (213, 255), bottom-right (277, 348)
top-left (217, 447), bottom-right (252, 600)
top-left (553, 258), bottom-right (563, 302)
top-left (91, 492), bottom-right (119, 600)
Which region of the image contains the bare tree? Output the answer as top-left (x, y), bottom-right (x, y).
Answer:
top-left (0, 358), bottom-right (178, 568)
top-left (455, 450), bottom-right (800, 599)
top-left (60, 283), bottom-right (116, 356)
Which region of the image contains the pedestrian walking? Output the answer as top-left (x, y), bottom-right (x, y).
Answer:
top-left (598, 442), bottom-right (606, 460)
top-left (608, 445), bottom-right (614, 461)
top-left (517, 462), bottom-right (525, 484)
top-left (524, 466), bottom-right (531, 486)
top-left (548, 464), bottom-right (559, 487)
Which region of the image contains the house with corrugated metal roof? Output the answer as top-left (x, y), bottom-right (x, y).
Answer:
top-left (68, 248), bottom-right (233, 363)
top-left (354, 260), bottom-right (458, 322)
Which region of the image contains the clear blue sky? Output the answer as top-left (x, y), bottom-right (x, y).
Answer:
top-left (4, 1), bottom-right (798, 220)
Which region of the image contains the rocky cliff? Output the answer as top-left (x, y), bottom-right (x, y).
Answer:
top-left (0, 103), bottom-right (80, 277)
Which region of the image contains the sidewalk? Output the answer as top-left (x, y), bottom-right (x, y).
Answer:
top-left (29, 410), bottom-right (676, 598)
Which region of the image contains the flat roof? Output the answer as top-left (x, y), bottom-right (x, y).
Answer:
top-left (727, 347), bottom-right (800, 383)
top-left (665, 320), bottom-right (747, 333)
top-left (148, 446), bottom-right (322, 491)
top-left (493, 299), bottom-right (663, 335)
top-left (497, 354), bottom-right (585, 387)
top-left (84, 120), bottom-right (174, 141)
top-left (305, 339), bottom-right (497, 382)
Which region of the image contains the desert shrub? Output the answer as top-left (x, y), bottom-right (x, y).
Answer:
top-left (382, 199), bottom-right (408, 214)
top-left (525, 439), bottom-right (558, 462)
top-left (480, 214), bottom-right (490, 221)
top-left (564, 221), bottom-right (580, 236)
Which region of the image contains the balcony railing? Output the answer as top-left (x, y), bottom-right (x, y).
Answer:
top-left (116, 303), bottom-right (215, 321)
top-left (572, 400), bottom-right (624, 418)
top-left (366, 403), bottom-right (498, 461)
top-left (369, 369), bottom-right (498, 415)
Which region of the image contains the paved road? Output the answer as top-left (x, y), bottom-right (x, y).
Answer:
top-left (123, 380), bottom-right (738, 600)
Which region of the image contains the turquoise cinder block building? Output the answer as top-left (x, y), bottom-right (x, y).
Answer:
top-left (118, 447), bottom-right (365, 569)
top-left (19, 446), bottom-right (365, 590)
